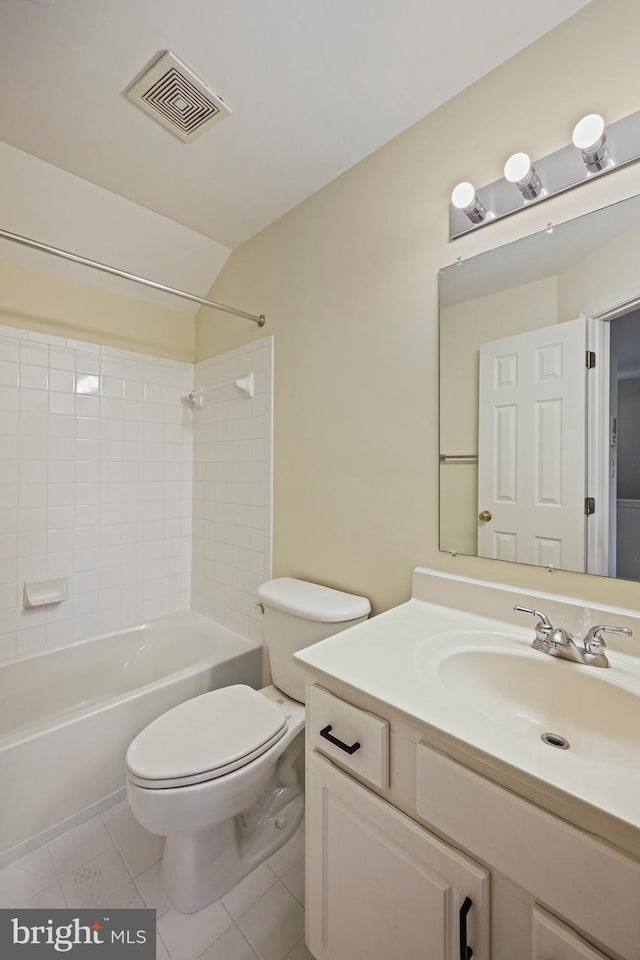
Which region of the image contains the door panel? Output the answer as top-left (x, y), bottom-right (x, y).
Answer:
top-left (478, 318), bottom-right (587, 572)
top-left (307, 751), bottom-right (490, 960)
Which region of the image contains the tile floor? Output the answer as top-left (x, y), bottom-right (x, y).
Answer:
top-left (0, 801), bottom-right (312, 960)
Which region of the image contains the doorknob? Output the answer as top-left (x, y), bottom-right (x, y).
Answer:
top-left (479, 510), bottom-right (492, 522)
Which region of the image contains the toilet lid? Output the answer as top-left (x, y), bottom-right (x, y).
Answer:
top-left (126, 685), bottom-right (288, 788)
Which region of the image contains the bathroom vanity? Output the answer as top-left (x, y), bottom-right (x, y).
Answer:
top-left (295, 569), bottom-right (640, 960)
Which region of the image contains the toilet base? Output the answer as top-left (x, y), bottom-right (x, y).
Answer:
top-left (160, 790), bottom-right (304, 913)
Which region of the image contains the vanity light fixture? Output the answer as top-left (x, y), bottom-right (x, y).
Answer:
top-left (451, 182), bottom-right (488, 224)
top-left (449, 106), bottom-right (640, 239)
top-left (504, 152), bottom-right (543, 200)
top-left (572, 114), bottom-right (609, 172)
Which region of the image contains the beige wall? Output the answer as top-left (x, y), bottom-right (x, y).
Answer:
top-left (558, 219), bottom-right (640, 322)
top-left (0, 259), bottom-right (195, 361)
top-left (197, 0), bottom-right (640, 615)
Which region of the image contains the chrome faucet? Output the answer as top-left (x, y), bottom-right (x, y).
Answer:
top-left (513, 605), bottom-right (632, 668)
top-left (580, 624), bottom-right (633, 668)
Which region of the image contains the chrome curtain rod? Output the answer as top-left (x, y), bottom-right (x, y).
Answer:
top-left (0, 227), bottom-right (266, 327)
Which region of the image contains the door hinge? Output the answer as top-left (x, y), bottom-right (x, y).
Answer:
top-left (586, 350), bottom-right (596, 368)
top-left (584, 496), bottom-right (595, 516)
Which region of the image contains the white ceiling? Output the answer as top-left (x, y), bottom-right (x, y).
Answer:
top-left (1, 0), bottom-right (590, 251)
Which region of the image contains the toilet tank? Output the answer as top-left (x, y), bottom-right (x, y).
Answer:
top-left (256, 578), bottom-right (370, 703)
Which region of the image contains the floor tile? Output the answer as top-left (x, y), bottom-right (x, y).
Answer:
top-left (134, 861), bottom-right (170, 917)
top-left (49, 816), bottom-right (114, 877)
top-left (267, 830), bottom-right (304, 879)
top-left (198, 924), bottom-right (260, 960)
top-left (157, 900), bottom-right (233, 960)
top-left (283, 939), bottom-right (315, 960)
top-left (156, 935), bottom-right (171, 960)
top-left (1, 819), bottom-right (309, 960)
top-left (281, 859), bottom-right (304, 906)
top-left (101, 880), bottom-right (146, 909)
top-left (222, 863), bottom-right (278, 920)
top-left (0, 846), bottom-right (57, 907)
top-left (60, 846), bottom-right (131, 908)
top-left (237, 881), bottom-right (304, 960)
top-left (21, 881), bottom-right (67, 909)
top-left (102, 800), bottom-right (164, 878)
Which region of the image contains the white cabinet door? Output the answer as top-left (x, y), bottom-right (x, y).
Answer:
top-left (532, 907), bottom-right (612, 959)
top-left (307, 751), bottom-right (489, 960)
top-left (477, 317), bottom-right (587, 572)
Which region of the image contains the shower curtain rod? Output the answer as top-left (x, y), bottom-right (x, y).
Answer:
top-left (0, 227), bottom-right (266, 327)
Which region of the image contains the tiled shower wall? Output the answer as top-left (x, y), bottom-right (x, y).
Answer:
top-left (0, 326), bottom-right (193, 663)
top-left (191, 337), bottom-right (273, 643)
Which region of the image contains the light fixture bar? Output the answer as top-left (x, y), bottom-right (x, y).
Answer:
top-left (449, 108), bottom-right (640, 240)
top-left (0, 227), bottom-right (266, 326)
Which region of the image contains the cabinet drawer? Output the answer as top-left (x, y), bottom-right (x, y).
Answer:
top-left (309, 684), bottom-right (389, 789)
top-left (416, 744), bottom-right (640, 960)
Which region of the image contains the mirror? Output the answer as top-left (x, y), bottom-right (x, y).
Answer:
top-left (439, 193), bottom-right (640, 581)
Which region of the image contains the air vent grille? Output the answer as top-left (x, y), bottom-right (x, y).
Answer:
top-left (125, 51), bottom-right (231, 142)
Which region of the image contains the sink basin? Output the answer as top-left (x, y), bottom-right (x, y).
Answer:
top-left (296, 591), bottom-right (640, 850)
top-left (435, 645), bottom-right (640, 767)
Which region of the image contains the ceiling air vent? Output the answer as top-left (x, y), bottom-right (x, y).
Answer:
top-left (125, 51), bottom-right (231, 142)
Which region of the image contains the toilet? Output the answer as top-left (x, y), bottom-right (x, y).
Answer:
top-left (126, 577), bottom-right (370, 913)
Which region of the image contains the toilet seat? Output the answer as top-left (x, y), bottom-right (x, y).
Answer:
top-left (126, 685), bottom-right (288, 790)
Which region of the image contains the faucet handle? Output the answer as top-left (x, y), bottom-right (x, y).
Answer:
top-left (514, 605), bottom-right (555, 651)
top-left (513, 605), bottom-right (552, 631)
top-left (583, 624), bottom-right (632, 654)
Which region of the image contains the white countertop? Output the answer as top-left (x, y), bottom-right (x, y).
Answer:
top-left (295, 595), bottom-right (640, 856)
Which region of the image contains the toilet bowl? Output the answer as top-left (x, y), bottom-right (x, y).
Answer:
top-left (127, 684), bottom-right (305, 913)
top-left (126, 578), bottom-right (370, 913)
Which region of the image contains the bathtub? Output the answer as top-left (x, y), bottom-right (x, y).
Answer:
top-left (0, 610), bottom-right (262, 867)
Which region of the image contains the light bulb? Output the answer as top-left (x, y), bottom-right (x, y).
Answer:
top-left (450, 182), bottom-right (487, 224)
top-left (451, 182), bottom-right (477, 210)
top-left (504, 153), bottom-right (532, 184)
top-left (572, 114), bottom-right (605, 152)
top-left (572, 114), bottom-right (609, 172)
top-left (503, 152), bottom-right (542, 200)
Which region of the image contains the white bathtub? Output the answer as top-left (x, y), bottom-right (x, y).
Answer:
top-left (0, 610), bottom-right (262, 867)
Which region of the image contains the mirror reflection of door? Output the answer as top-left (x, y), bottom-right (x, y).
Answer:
top-left (477, 318), bottom-right (587, 573)
top-left (439, 191), bottom-right (640, 582)
top-left (610, 310), bottom-right (640, 581)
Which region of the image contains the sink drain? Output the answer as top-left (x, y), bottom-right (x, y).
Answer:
top-left (541, 732), bottom-right (570, 750)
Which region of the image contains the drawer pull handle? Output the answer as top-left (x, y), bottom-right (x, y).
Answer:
top-left (459, 896), bottom-right (473, 960)
top-left (319, 724), bottom-right (361, 755)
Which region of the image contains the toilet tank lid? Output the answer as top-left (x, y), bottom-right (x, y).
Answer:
top-left (257, 577), bottom-right (370, 622)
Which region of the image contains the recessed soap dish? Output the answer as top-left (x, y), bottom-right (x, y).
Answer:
top-left (24, 577), bottom-right (68, 607)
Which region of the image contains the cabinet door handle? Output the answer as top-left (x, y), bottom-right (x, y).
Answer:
top-left (319, 724), bottom-right (361, 755)
top-left (459, 896), bottom-right (473, 960)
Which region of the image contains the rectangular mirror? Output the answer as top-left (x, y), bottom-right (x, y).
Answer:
top-left (439, 193), bottom-right (640, 581)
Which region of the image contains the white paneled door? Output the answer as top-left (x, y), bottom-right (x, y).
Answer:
top-left (477, 317), bottom-right (587, 572)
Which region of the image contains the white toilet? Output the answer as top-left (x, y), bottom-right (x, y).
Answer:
top-left (126, 577), bottom-right (370, 913)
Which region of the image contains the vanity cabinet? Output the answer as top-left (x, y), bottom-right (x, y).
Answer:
top-left (307, 750), bottom-right (490, 960)
top-left (532, 908), bottom-right (612, 960)
top-left (416, 744), bottom-right (640, 960)
top-left (304, 682), bottom-right (639, 960)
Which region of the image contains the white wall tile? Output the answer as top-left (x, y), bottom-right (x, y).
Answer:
top-left (0, 330), bottom-right (271, 660)
top-left (191, 338), bottom-right (273, 639)
top-left (0, 332), bottom-right (192, 663)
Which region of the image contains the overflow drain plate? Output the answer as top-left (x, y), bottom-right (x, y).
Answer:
top-left (541, 731), bottom-right (570, 750)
